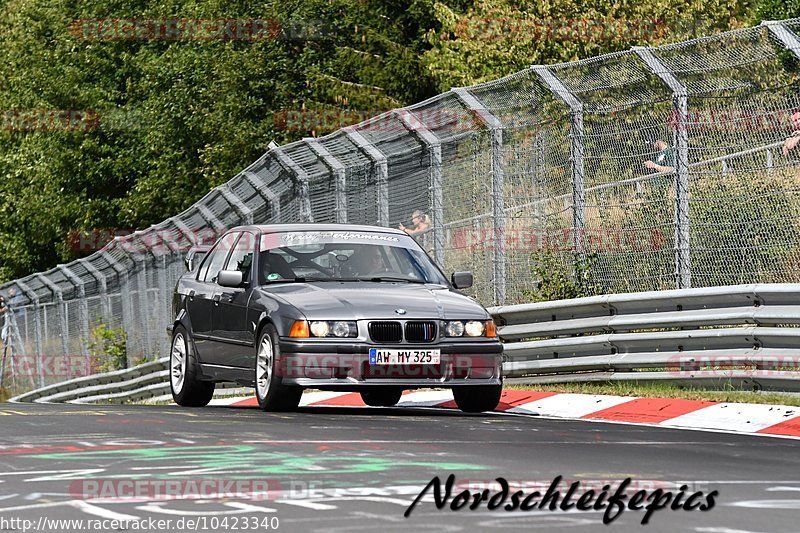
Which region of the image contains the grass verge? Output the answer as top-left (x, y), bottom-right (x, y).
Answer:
top-left (505, 380), bottom-right (800, 407)
top-left (0, 387), bottom-right (8, 403)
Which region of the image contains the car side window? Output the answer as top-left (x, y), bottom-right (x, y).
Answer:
top-left (198, 233), bottom-right (239, 284)
top-left (223, 232), bottom-right (255, 282)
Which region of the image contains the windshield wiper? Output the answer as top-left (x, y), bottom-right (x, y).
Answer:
top-left (358, 276), bottom-right (426, 284)
top-left (264, 277), bottom-right (307, 283)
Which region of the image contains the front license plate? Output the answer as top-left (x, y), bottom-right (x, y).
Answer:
top-left (369, 348), bottom-right (441, 365)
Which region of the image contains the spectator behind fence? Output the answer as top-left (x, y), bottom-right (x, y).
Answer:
top-left (643, 139), bottom-right (676, 174)
top-left (7, 287), bottom-right (24, 324)
top-left (398, 210), bottom-right (431, 236)
top-left (0, 295), bottom-right (7, 343)
top-left (782, 111), bottom-right (800, 155)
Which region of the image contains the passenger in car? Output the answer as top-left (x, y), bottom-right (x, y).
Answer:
top-left (260, 251), bottom-right (295, 281)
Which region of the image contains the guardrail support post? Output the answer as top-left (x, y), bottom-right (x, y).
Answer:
top-left (532, 66), bottom-right (586, 260)
top-left (453, 87), bottom-right (506, 305)
top-left (395, 110), bottom-right (445, 268)
top-left (634, 46), bottom-right (692, 289)
top-left (305, 138), bottom-right (348, 224)
top-left (272, 147), bottom-right (314, 223)
top-left (344, 127), bottom-right (389, 227)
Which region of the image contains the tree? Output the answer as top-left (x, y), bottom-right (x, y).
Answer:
top-left (422, 0), bottom-right (756, 91)
top-left (0, 0), bottom-right (451, 281)
top-left (756, 0), bottom-right (800, 20)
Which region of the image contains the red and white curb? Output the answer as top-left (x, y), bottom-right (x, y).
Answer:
top-left (206, 389), bottom-right (800, 439)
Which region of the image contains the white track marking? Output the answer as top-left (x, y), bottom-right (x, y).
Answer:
top-left (510, 393), bottom-right (636, 418)
top-left (275, 499), bottom-right (337, 510)
top-left (397, 390), bottom-right (453, 407)
top-left (660, 403), bottom-right (799, 433)
top-left (70, 500), bottom-right (139, 520)
top-left (300, 391), bottom-right (353, 406)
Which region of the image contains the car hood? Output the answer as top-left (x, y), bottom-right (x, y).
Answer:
top-left (259, 282), bottom-right (489, 320)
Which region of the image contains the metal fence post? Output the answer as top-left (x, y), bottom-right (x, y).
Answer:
top-left (137, 253), bottom-right (153, 360)
top-left (453, 87), bottom-right (506, 305)
top-left (305, 138), bottom-right (348, 224)
top-left (196, 204), bottom-right (227, 237)
top-left (532, 66), bottom-right (585, 259)
top-left (57, 265), bottom-right (91, 364)
top-left (36, 275), bottom-right (69, 361)
top-left (272, 147), bottom-right (314, 223)
top-left (634, 46), bottom-right (692, 289)
top-left (218, 184), bottom-right (255, 225)
top-left (169, 216), bottom-right (199, 246)
top-left (396, 109), bottom-right (445, 268)
top-left (15, 280), bottom-right (43, 387)
top-left (134, 229), bottom-right (172, 359)
top-left (79, 258), bottom-right (111, 318)
top-left (242, 171), bottom-right (282, 222)
top-left (344, 127), bottom-right (389, 227)
top-left (763, 21), bottom-right (800, 60)
top-left (100, 250), bottom-right (133, 366)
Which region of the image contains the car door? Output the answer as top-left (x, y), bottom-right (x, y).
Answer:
top-left (190, 232), bottom-right (239, 363)
top-left (210, 231), bottom-right (256, 368)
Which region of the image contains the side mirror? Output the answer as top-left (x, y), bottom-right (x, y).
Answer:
top-left (451, 271), bottom-right (473, 289)
top-left (217, 270), bottom-right (245, 288)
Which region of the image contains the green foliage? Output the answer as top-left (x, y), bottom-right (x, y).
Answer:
top-left (524, 252), bottom-right (603, 302)
top-left (0, 0), bottom-right (451, 282)
top-left (86, 323), bottom-right (128, 372)
top-left (422, 0), bottom-right (757, 91)
top-left (757, 0), bottom-right (800, 19)
top-left (689, 172), bottom-right (800, 286)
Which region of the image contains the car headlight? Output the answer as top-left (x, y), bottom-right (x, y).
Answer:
top-left (445, 321), bottom-right (465, 337)
top-left (445, 320), bottom-right (497, 338)
top-left (332, 321), bottom-right (356, 338)
top-left (464, 320), bottom-right (485, 337)
top-left (308, 320), bottom-right (357, 338)
top-left (310, 321), bottom-right (330, 337)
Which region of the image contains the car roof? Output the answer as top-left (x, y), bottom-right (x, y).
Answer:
top-left (225, 224), bottom-right (408, 236)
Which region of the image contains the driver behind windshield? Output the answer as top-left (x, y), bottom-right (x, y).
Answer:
top-left (347, 246), bottom-right (389, 277)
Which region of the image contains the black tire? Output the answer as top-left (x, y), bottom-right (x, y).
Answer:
top-left (453, 384), bottom-right (502, 413)
top-left (360, 388), bottom-right (403, 407)
top-left (255, 324), bottom-right (303, 412)
top-left (170, 325), bottom-right (215, 407)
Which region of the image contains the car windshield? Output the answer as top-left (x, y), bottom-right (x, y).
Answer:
top-left (258, 230), bottom-right (448, 285)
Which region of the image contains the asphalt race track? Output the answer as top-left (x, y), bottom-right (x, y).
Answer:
top-left (1, 402), bottom-right (799, 532)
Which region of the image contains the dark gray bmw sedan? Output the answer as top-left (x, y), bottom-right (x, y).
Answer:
top-left (168, 224), bottom-right (503, 412)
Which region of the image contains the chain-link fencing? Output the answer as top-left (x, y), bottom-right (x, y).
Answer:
top-left (2, 20), bottom-right (800, 394)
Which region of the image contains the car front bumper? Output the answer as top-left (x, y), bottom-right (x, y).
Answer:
top-left (277, 339), bottom-right (503, 389)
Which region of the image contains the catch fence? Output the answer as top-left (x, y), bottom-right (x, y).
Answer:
top-left (2, 20), bottom-right (800, 393)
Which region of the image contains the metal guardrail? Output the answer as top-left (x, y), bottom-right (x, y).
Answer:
top-left (9, 358), bottom-right (169, 404)
top-left (11, 283), bottom-right (800, 403)
top-left (490, 283), bottom-right (800, 391)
